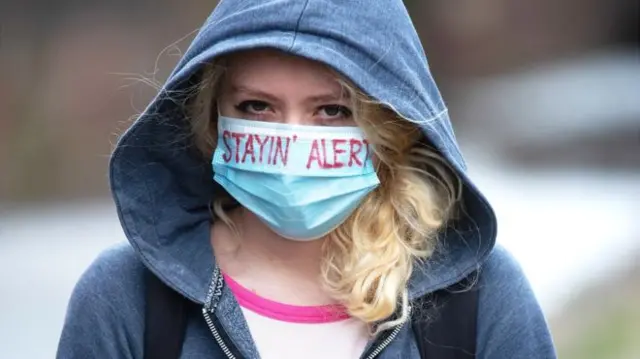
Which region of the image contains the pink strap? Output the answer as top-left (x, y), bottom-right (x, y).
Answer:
top-left (223, 274), bottom-right (351, 324)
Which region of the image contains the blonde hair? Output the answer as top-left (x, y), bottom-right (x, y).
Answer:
top-left (189, 58), bottom-right (461, 332)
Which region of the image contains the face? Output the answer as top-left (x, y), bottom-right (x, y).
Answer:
top-left (218, 49), bottom-right (356, 127)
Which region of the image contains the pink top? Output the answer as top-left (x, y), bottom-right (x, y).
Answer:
top-left (223, 273), bottom-right (370, 359)
top-left (222, 273), bottom-right (351, 323)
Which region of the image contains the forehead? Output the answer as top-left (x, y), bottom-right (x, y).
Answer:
top-left (223, 49), bottom-right (344, 94)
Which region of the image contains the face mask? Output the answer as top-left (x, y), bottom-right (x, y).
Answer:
top-left (211, 116), bottom-right (380, 241)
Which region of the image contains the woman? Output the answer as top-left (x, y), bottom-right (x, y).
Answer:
top-left (57, 1), bottom-right (556, 358)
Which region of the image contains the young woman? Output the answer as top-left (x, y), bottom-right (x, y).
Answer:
top-left (57, 1), bottom-right (556, 358)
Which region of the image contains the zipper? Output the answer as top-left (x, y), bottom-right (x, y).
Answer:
top-left (202, 264), bottom-right (409, 359)
top-left (202, 307), bottom-right (238, 359)
top-left (362, 305), bottom-right (412, 359)
top-left (204, 306), bottom-right (406, 359)
top-left (201, 265), bottom-right (242, 359)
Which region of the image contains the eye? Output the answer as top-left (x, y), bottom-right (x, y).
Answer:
top-left (235, 100), bottom-right (271, 114)
top-left (318, 105), bottom-right (352, 120)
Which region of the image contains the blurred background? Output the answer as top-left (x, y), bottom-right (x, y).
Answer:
top-left (0, 1), bottom-right (638, 358)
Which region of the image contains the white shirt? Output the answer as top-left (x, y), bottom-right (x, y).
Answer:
top-left (224, 274), bottom-right (370, 359)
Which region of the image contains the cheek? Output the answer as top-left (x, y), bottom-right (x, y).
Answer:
top-left (365, 147), bottom-right (379, 169)
top-left (371, 154), bottom-right (383, 173)
top-left (218, 104), bottom-right (233, 117)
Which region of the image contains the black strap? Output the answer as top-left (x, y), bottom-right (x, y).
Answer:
top-left (143, 269), bottom-right (188, 359)
top-left (412, 273), bottom-right (479, 359)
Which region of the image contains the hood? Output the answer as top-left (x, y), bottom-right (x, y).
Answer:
top-left (109, 0), bottom-right (497, 304)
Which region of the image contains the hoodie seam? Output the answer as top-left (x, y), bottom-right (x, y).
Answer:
top-left (288, 0), bottom-right (311, 51)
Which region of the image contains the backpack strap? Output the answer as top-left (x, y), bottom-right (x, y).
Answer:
top-left (143, 268), bottom-right (189, 359)
top-left (412, 272), bottom-right (479, 359)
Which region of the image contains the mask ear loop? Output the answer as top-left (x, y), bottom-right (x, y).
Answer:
top-left (208, 199), bottom-right (215, 221)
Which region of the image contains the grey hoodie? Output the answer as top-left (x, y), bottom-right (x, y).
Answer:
top-left (57, 0), bottom-right (556, 358)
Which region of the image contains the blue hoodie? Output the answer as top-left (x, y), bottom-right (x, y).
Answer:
top-left (57, 1), bottom-right (556, 358)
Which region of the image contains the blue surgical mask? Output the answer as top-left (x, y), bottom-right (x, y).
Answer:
top-left (212, 116), bottom-right (380, 241)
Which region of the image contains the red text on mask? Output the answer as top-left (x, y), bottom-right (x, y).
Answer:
top-left (305, 138), bottom-right (369, 169)
top-left (221, 130), bottom-right (370, 169)
top-left (221, 131), bottom-right (293, 166)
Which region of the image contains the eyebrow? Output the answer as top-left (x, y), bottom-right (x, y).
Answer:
top-left (230, 85), bottom-right (350, 104)
top-left (230, 85), bottom-right (281, 103)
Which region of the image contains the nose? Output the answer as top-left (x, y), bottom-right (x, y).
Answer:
top-left (281, 108), bottom-right (315, 126)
